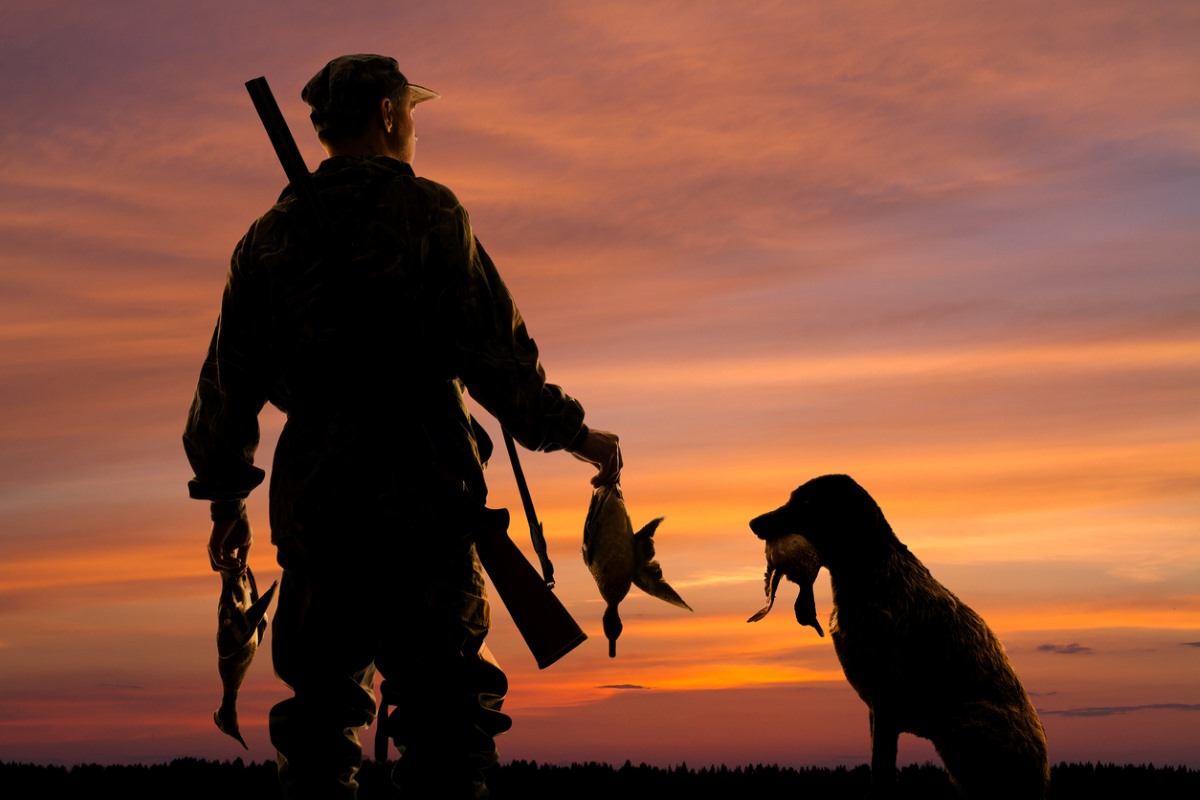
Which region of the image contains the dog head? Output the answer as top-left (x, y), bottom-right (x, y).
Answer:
top-left (750, 474), bottom-right (893, 565)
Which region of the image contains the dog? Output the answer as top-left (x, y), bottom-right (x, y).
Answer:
top-left (749, 475), bottom-right (1049, 799)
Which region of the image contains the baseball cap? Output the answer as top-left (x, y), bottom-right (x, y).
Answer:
top-left (302, 54), bottom-right (439, 132)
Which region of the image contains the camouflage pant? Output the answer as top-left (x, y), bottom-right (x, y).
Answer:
top-left (269, 538), bottom-right (511, 800)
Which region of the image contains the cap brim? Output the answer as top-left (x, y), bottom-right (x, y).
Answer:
top-left (408, 83), bottom-right (440, 104)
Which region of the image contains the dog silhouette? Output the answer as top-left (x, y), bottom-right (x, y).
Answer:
top-left (750, 475), bottom-right (1049, 799)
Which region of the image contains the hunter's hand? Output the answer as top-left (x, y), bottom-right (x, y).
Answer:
top-left (570, 428), bottom-right (623, 487)
top-left (208, 515), bottom-right (252, 573)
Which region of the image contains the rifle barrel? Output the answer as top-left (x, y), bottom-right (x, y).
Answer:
top-left (244, 77), bottom-right (331, 238)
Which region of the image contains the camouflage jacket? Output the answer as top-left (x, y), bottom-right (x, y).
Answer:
top-left (183, 156), bottom-right (584, 515)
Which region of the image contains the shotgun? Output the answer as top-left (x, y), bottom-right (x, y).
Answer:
top-left (243, 76), bottom-right (587, 670)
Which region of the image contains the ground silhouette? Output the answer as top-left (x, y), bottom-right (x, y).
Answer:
top-left (3, 759), bottom-right (1198, 798)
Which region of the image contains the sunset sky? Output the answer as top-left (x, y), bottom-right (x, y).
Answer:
top-left (1, 0), bottom-right (1197, 770)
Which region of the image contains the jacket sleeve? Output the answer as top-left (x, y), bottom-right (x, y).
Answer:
top-left (182, 232), bottom-right (269, 500)
top-left (436, 200), bottom-right (585, 452)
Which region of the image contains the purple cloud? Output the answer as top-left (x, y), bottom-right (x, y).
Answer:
top-left (1039, 704), bottom-right (1200, 718)
top-left (1037, 643), bottom-right (1094, 655)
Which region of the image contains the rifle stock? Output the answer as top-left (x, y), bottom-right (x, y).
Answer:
top-left (244, 75), bottom-right (587, 670)
top-left (472, 508), bottom-right (587, 669)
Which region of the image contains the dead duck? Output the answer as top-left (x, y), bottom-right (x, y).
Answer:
top-left (214, 566), bottom-right (278, 748)
top-left (746, 533), bottom-right (824, 635)
top-left (582, 482), bottom-right (692, 657)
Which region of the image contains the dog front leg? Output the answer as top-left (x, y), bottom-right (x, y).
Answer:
top-left (867, 707), bottom-right (898, 799)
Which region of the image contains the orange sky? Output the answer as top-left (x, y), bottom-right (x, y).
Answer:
top-left (1, 0), bottom-right (1197, 768)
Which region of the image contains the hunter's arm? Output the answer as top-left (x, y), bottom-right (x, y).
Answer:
top-left (183, 230), bottom-right (270, 503)
top-left (437, 201), bottom-right (585, 453)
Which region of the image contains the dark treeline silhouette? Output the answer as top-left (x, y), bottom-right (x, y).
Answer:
top-left (2, 758), bottom-right (1197, 798)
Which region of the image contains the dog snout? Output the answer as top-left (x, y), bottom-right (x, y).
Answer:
top-left (750, 507), bottom-right (790, 540)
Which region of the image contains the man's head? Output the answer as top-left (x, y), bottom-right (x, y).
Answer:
top-left (302, 54), bottom-right (438, 158)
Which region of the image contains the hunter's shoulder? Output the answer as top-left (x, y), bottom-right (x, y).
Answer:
top-left (407, 174), bottom-right (465, 212)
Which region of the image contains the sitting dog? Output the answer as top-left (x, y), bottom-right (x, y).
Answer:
top-left (749, 475), bottom-right (1049, 799)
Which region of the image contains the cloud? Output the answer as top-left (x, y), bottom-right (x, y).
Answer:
top-left (597, 684), bottom-right (648, 690)
top-left (1037, 643), bottom-right (1094, 655)
top-left (1039, 703), bottom-right (1200, 718)
top-left (1182, 642), bottom-right (1200, 648)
